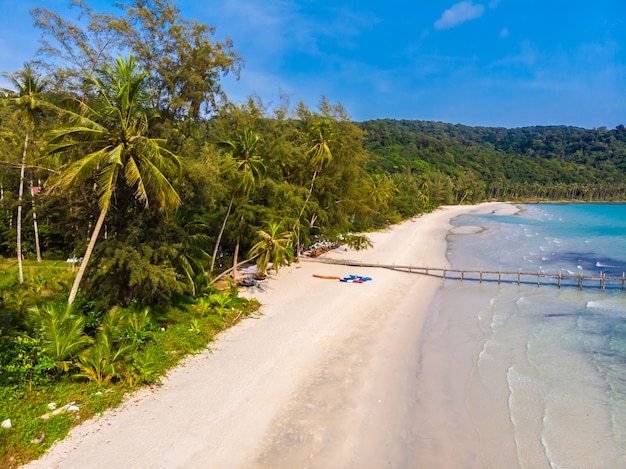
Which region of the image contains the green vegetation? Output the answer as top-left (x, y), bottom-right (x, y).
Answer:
top-left (0, 260), bottom-right (259, 466)
top-left (360, 119), bottom-right (626, 203)
top-left (1, 1), bottom-right (625, 466)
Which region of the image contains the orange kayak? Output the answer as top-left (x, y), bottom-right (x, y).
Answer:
top-left (312, 274), bottom-right (341, 280)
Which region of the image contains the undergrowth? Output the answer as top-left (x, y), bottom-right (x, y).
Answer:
top-left (0, 261), bottom-right (261, 468)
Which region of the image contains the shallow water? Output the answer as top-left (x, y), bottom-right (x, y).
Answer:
top-left (427, 204), bottom-right (626, 468)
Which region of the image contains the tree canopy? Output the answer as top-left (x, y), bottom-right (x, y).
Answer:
top-left (1, 0), bottom-right (625, 319)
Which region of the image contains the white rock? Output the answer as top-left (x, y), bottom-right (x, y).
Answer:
top-left (50, 401), bottom-right (76, 416)
top-left (47, 402), bottom-right (57, 410)
top-left (67, 405), bottom-right (79, 412)
top-left (1, 419), bottom-right (11, 429)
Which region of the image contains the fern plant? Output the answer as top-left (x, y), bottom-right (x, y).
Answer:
top-left (122, 307), bottom-right (154, 345)
top-left (124, 347), bottom-right (163, 387)
top-left (208, 292), bottom-right (235, 320)
top-left (74, 332), bottom-right (135, 386)
top-left (29, 304), bottom-right (93, 373)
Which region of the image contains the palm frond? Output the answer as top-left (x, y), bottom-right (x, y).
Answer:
top-left (48, 146), bottom-right (112, 194)
top-left (133, 150), bottom-right (181, 210)
top-left (97, 147), bottom-right (122, 211)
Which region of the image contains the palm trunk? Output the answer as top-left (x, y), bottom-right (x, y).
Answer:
top-left (1, 184), bottom-right (6, 228)
top-left (210, 194), bottom-right (234, 273)
top-left (231, 213), bottom-right (246, 282)
top-left (30, 181), bottom-right (42, 263)
top-left (68, 207), bottom-right (107, 305)
top-left (299, 170), bottom-right (318, 220)
top-left (232, 240), bottom-right (239, 282)
top-left (295, 170), bottom-right (318, 257)
top-left (16, 132), bottom-right (29, 284)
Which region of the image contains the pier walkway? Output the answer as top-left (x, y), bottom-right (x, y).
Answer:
top-left (305, 257), bottom-right (626, 291)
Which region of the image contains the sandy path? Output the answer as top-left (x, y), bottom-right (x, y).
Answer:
top-left (23, 204), bottom-right (500, 469)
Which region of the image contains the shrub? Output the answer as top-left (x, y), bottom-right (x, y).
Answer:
top-left (28, 304), bottom-right (93, 374)
top-left (0, 332), bottom-right (55, 389)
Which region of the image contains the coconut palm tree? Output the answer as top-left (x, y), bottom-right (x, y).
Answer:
top-left (2, 63), bottom-right (48, 282)
top-left (211, 129), bottom-right (264, 274)
top-left (295, 117), bottom-right (334, 256)
top-left (47, 56), bottom-right (181, 305)
top-left (249, 221), bottom-right (293, 278)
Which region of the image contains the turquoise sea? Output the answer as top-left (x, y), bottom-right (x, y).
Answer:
top-left (428, 204), bottom-right (626, 468)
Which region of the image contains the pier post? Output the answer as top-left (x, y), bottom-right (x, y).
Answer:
top-left (537, 269), bottom-right (541, 287)
top-left (306, 261), bottom-right (626, 292)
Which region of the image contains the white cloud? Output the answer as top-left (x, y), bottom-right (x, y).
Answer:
top-left (499, 28), bottom-right (509, 39)
top-left (434, 1), bottom-right (485, 30)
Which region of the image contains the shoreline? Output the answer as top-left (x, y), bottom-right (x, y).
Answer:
top-left (23, 202), bottom-right (512, 468)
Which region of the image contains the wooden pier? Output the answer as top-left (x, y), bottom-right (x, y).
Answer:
top-left (306, 258), bottom-right (626, 291)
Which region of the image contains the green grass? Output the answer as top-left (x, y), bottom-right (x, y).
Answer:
top-left (0, 258), bottom-right (70, 277)
top-left (1, 380), bottom-right (127, 467)
top-left (0, 264), bottom-right (261, 468)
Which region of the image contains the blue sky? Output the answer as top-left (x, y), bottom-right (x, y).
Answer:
top-left (1, 0), bottom-right (624, 129)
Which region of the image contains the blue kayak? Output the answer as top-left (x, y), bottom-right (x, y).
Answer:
top-left (340, 274), bottom-right (372, 283)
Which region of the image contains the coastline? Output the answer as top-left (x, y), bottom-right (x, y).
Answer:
top-left (23, 202), bottom-right (512, 468)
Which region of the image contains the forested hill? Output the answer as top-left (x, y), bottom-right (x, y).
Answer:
top-left (359, 119), bottom-right (626, 201)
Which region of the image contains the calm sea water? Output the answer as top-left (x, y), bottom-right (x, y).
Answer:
top-left (441, 204), bottom-right (626, 468)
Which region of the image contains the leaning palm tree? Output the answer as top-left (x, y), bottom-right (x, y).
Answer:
top-left (210, 129), bottom-right (264, 274)
top-left (295, 117), bottom-right (334, 256)
top-left (304, 118), bottom-right (334, 197)
top-left (2, 63), bottom-right (48, 282)
top-left (249, 221), bottom-right (293, 278)
top-left (47, 56), bottom-right (181, 305)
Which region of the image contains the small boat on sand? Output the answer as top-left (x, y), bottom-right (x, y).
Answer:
top-left (340, 274), bottom-right (372, 283)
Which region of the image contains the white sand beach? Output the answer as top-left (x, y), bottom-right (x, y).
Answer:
top-left (23, 202), bottom-right (514, 469)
